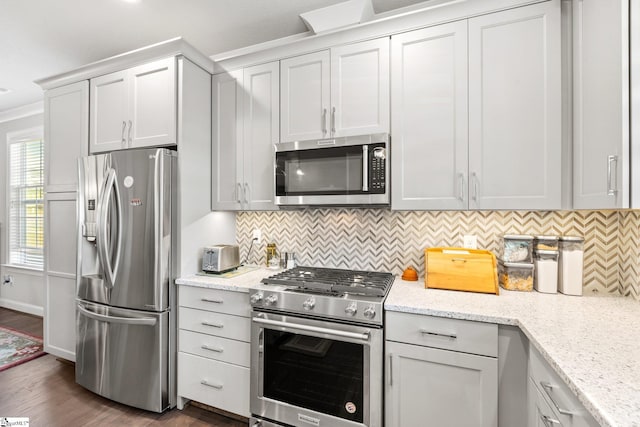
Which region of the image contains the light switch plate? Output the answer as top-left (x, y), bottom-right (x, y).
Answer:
top-left (463, 235), bottom-right (478, 249)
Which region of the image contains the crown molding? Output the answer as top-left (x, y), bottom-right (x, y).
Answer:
top-left (35, 37), bottom-right (214, 90)
top-left (0, 101), bottom-right (44, 124)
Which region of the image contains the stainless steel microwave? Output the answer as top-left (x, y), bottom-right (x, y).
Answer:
top-left (275, 133), bottom-right (389, 207)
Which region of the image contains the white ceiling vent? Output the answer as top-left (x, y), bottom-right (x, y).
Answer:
top-left (300, 0), bottom-right (374, 34)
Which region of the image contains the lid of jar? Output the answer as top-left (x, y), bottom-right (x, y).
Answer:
top-left (535, 235), bottom-right (559, 240)
top-left (559, 235), bottom-right (584, 242)
top-left (534, 249), bottom-right (559, 260)
top-left (498, 259), bottom-right (535, 268)
top-left (502, 234), bottom-right (533, 240)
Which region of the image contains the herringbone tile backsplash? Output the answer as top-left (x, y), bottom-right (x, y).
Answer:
top-left (237, 210), bottom-right (640, 300)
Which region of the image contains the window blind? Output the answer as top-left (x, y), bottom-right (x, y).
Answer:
top-left (8, 137), bottom-right (44, 268)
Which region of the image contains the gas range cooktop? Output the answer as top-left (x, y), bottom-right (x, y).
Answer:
top-left (260, 267), bottom-right (394, 297)
top-left (251, 267), bottom-right (395, 326)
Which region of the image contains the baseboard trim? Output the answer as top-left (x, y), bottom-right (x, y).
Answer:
top-left (0, 299), bottom-right (43, 317)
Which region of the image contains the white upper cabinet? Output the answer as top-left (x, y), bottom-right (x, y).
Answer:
top-left (468, 1), bottom-right (562, 210)
top-left (573, 0), bottom-right (629, 209)
top-left (44, 80), bottom-right (89, 193)
top-left (331, 38), bottom-right (390, 137)
top-left (242, 62), bottom-right (280, 210)
top-left (280, 38), bottom-right (389, 143)
top-left (280, 50), bottom-right (330, 142)
top-left (391, 21), bottom-right (468, 210)
top-left (90, 57), bottom-right (177, 153)
top-left (212, 70), bottom-right (243, 211)
top-left (212, 62), bottom-right (279, 211)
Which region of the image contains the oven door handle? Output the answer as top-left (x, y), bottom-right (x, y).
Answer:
top-left (252, 317), bottom-right (371, 342)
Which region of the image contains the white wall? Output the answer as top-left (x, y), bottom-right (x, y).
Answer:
top-left (0, 112), bottom-right (45, 316)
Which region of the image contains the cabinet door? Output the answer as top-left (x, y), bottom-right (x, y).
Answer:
top-left (386, 341), bottom-right (498, 427)
top-left (573, 0), bottom-right (628, 208)
top-left (391, 21), bottom-right (468, 210)
top-left (331, 38), bottom-right (390, 137)
top-left (212, 70), bottom-right (243, 210)
top-left (90, 70), bottom-right (128, 153)
top-left (468, 1), bottom-right (562, 210)
top-left (129, 57), bottom-right (177, 149)
top-left (242, 62), bottom-right (279, 210)
top-left (44, 192), bottom-right (77, 361)
top-left (280, 50), bottom-right (330, 142)
top-left (44, 81), bottom-right (89, 193)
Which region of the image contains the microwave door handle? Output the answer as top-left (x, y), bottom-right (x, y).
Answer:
top-left (362, 145), bottom-right (369, 192)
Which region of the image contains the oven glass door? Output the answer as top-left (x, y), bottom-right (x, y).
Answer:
top-left (251, 312), bottom-right (383, 427)
top-left (276, 145), bottom-right (365, 196)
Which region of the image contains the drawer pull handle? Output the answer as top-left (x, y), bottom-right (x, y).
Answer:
top-left (419, 329), bottom-right (457, 340)
top-left (541, 414), bottom-right (561, 426)
top-left (200, 380), bottom-right (223, 389)
top-left (201, 321), bottom-right (224, 328)
top-left (451, 258), bottom-right (467, 263)
top-left (540, 381), bottom-right (575, 416)
top-left (201, 298), bottom-right (223, 304)
top-left (201, 344), bottom-right (224, 353)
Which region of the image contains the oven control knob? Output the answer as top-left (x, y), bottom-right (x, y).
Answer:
top-left (250, 292), bottom-right (263, 304)
top-left (264, 294), bottom-right (278, 306)
top-left (345, 303), bottom-right (358, 316)
top-left (302, 297), bottom-right (315, 311)
top-left (363, 306), bottom-right (376, 319)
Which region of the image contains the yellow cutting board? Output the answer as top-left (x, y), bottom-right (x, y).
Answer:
top-left (425, 247), bottom-right (499, 295)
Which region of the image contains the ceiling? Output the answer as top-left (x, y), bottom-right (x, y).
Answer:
top-left (0, 0), bottom-right (429, 114)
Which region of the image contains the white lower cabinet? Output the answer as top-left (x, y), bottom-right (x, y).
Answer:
top-left (385, 311), bottom-right (498, 427)
top-left (177, 286), bottom-right (250, 417)
top-left (528, 346), bottom-right (598, 427)
top-left (177, 352), bottom-right (250, 417)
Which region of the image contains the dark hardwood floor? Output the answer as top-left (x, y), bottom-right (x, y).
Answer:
top-left (0, 306), bottom-right (43, 337)
top-left (0, 308), bottom-right (247, 426)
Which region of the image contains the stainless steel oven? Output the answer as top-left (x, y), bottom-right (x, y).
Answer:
top-left (250, 311), bottom-right (383, 427)
top-left (249, 267), bottom-right (394, 427)
top-left (275, 133), bottom-right (389, 207)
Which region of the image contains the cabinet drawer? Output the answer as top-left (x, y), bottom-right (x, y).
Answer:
top-left (386, 311), bottom-right (498, 357)
top-left (179, 329), bottom-right (250, 367)
top-left (177, 352), bottom-right (249, 417)
top-left (179, 307), bottom-right (251, 342)
top-left (529, 346), bottom-right (598, 427)
top-left (529, 377), bottom-right (565, 427)
top-left (179, 285), bottom-right (251, 317)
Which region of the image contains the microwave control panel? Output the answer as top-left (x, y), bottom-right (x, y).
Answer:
top-left (370, 145), bottom-right (386, 193)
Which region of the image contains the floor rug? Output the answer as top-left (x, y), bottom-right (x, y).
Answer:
top-left (0, 325), bottom-right (45, 372)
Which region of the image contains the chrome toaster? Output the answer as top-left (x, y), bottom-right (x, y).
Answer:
top-left (202, 244), bottom-right (240, 273)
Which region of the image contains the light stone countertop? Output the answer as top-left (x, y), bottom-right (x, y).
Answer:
top-left (175, 265), bottom-right (281, 292)
top-left (385, 278), bottom-right (640, 427)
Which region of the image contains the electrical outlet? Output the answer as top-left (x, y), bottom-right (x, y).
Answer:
top-left (252, 229), bottom-right (262, 244)
top-left (463, 235), bottom-right (478, 249)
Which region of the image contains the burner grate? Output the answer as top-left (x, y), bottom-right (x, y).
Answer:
top-left (261, 267), bottom-right (394, 297)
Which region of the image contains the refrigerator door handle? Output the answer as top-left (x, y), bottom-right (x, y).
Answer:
top-left (153, 150), bottom-right (162, 307)
top-left (97, 168), bottom-right (123, 288)
top-left (77, 304), bottom-right (157, 326)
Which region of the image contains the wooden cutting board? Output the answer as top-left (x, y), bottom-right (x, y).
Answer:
top-left (425, 247), bottom-right (499, 295)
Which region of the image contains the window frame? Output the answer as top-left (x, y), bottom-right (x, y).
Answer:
top-left (5, 126), bottom-right (44, 271)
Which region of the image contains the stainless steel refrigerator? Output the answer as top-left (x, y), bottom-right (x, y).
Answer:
top-left (75, 148), bottom-right (177, 412)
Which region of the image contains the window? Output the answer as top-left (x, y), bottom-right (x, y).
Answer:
top-left (7, 128), bottom-right (44, 269)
